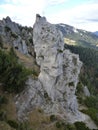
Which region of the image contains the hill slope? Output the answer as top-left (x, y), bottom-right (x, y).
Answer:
top-left (56, 23), bottom-right (98, 49)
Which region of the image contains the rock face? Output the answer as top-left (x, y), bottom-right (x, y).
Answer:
top-left (83, 86), bottom-right (90, 97)
top-left (0, 16), bottom-right (34, 55)
top-left (15, 15), bottom-right (85, 123)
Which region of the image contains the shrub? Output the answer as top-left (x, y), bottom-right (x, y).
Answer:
top-left (55, 121), bottom-right (66, 129)
top-left (84, 96), bottom-right (98, 109)
top-left (32, 70), bottom-right (39, 77)
top-left (0, 95), bottom-right (8, 105)
top-left (18, 122), bottom-right (32, 130)
top-left (0, 35), bottom-right (3, 48)
top-left (82, 108), bottom-right (98, 126)
top-left (66, 124), bottom-right (76, 130)
top-left (0, 110), bottom-right (7, 121)
top-left (74, 122), bottom-right (90, 130)
top-left (29, 38), bottom-right (33, 43)
top-left (50, 115), bottom-right (56, 122)
top-left (0, 48), bottom-right (32, 93)
top-left (11, 32), bottom-right (18, 39)
top-left (4, 26), bottom-right (11, 32)
top-left (76, 82), bottom-right (83, 94)
top-left (69, 82), bottom-right (74, 86)
top-left (7, 120), bottom-right (18, 129)
top-left (44, 92), bottom-right (49, 99)
top-left (55, 121), bottom-right (62, 128)
top-left (57, 49), bottom-right (63, 53)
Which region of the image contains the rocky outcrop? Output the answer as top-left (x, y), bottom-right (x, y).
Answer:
top-left (83, 86), bottom-right (90, 97)
top-left (0, 16), bottom-right (33, 55)
top-left (15, 14), bottom-right (86, 123)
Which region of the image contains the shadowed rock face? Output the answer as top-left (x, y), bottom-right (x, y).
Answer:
top-left (16, 14), bottom-right (85, 123)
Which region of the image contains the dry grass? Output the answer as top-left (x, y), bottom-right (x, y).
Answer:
top-left (15, 50), bottom-right (40, 77)
top-left (2, 43), bottom-right (11, 51)
top-left (15, 50), bottom-right (35, 69)
top-left (27, 108), bottom-right (64, 130)
top-left (0, 92), bottom-right (17, 121)
top-left (0, 121), bottom-right (15, 130)
top-left (64, 38), bottom-right (76, 45)
top-left (0, 90), bottom-right (17, 130)
top-left (28, 108), bottom-right (50, 129)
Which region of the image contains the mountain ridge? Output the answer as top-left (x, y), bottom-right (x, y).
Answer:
top-left (56, 23), bottom-right (98, 49)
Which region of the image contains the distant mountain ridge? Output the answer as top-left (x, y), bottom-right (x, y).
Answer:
top-left (56, 23), bottom-right (98, 49)
top-left (93, 31), bottom-right (98, 36)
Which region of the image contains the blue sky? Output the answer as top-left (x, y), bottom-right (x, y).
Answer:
top-left (0, 0), bottom-right (98, 31)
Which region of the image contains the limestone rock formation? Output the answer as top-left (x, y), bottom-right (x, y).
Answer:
top-left (0, 16), bottom-right (33, 55)
top-left (15, 15), bottom-right (85, 123)
top-left (83, 86), bottom-right (90, 97)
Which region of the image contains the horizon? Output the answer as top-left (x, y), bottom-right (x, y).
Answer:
top-left (0, 0), bottom-right (98, 32)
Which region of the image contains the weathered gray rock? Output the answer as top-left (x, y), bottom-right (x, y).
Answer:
top-left (15, 78), bottom-right (44, 120)
top-left (22, 40), bottom-right (28, 54)
top-left (83, 86), bottom-right (90, 97)
top-left (3, 16), bottom-right (20, 34)
top-left (0, 16), bottom-right (33, 55)
top-left (15, 15), bottom-right (86, 123)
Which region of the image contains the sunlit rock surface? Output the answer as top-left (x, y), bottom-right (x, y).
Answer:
top-left (16, 14), bottom-right (85, 123)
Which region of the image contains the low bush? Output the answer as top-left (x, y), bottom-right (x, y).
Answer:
top-left (0, 110), bottom-right (7, 121)
top-left (4, 26), bottom-right (11, 32)
top-left (0, 95), bottom-right (8, 105)
top-left (50, 115), bottom-right (56, 122)
top-left (84, 96), bottom-right (98, 109)
top-left (69, 82), bottom-right (74, 86)
top-left (7, 120), bottom-right (18, 129)
top-left (66, 123), bottom-right (76, 130)
top-left (0, 48), bottom-right (32, 93)
top-left (17, 122), bottom-right (33, 130)
top-left (55, 121), bottom-right (62, 128)
top-left (0, 35), bottom-right (3, 48)
top-left (82, 108), bottom-right (98, 126)
top-left (11, 32), bottom-right (18, 39)
top-left (74, 122), bottom-right (90, 130)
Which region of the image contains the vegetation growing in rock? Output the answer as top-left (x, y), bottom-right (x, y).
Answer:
top-left (50, 115), bottom-right (57, 122)
top-left (57, 49), bottom-right (63, 53)
top-left (55, 121), bottom-right (91, 130)
top-left (11, 32), bottom-right (18, 39)
top-left (74, 122), bottom-right (90, 130)
top-left (0, 35), bottom-right (3, 48)
top-left (0, 95), bottom-right (8, 106)
top-left (69, 82), bottom-right (74, 86)
top-left (4, 26), bottom-right (11, 32)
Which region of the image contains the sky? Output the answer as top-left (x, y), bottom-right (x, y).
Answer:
top-left (0, 0), bottom-right (98, 32)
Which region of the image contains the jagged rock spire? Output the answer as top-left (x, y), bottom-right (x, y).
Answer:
top-left (16, 15), bottom-right (85, 123)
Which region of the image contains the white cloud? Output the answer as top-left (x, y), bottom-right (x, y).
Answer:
top-left (67, 3), bottom-right (98, 31)
top-left (0, 0), bottom-right (98, 31)
top-left (46, 2), bottom-right (98, 31)
top-left (47, 0), bottom-right (68, 5)
top-left (0, 0), bottom-right (46, 26)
